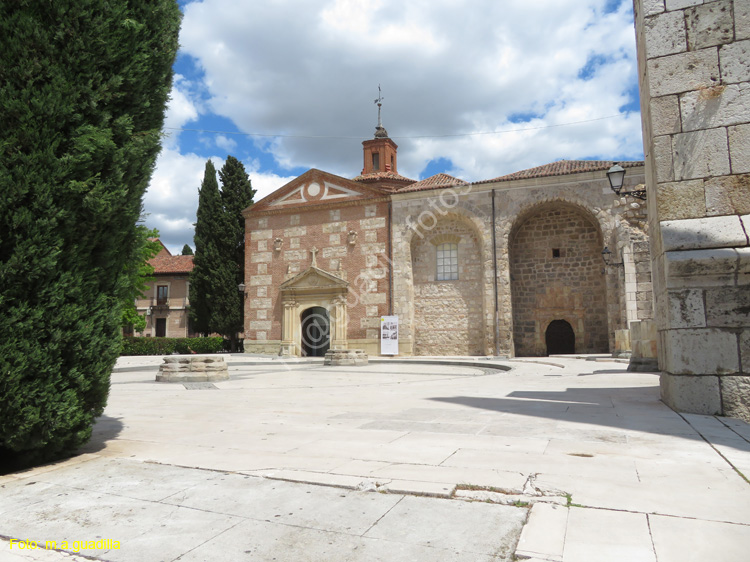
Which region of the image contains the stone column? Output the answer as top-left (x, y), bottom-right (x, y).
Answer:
top-left (634, 0), bottom-right (750, 419)
top-left (280, 300), bottom-right (297, 356)
top-left (330, 296), bottom-right (348, 350)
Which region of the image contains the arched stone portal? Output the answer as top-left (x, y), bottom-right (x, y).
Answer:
top-left (300, 306), bottom-right (330, 357)
top-left (509, 202), bottom-right (608, 357)
top-left (279, 266), bottom-right (348, 357)
top-left (545, 320), bottom-right (575, 355)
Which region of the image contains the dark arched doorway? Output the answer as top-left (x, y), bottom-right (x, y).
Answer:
top-left (546, 320), bottom-right (575, 355)
top-left (300, 307), bottom-right (330, 357)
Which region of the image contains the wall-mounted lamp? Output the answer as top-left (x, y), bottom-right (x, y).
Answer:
top-left (348, 230), bottom-right (358, 245)
top-left (607, 164), bottom-right (646, 200)
top-left (601, 246), bottom-right (624, 267)
top-left (238, 283), bottom-right (246, 293)
top-left (273, 238), bottom-right (283, 251)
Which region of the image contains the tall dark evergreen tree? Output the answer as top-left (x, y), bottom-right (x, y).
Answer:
top-left (217, 157), bottom-right (256, 350)
top-left (189, 157), bottom-right (255, 351)
top-left (0, 1), bottom-right (180, 470)
top-left (181, 244), bottom-right (194, 256)
top-left (189, 160), bottom-right (223, 337)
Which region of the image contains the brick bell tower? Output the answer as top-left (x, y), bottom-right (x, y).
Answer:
top-left (361, 86), bottom-right (398, 175)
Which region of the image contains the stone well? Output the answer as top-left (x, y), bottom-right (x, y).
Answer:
top-left (156, 356), bottom-right (229, 382)
top-left (324, 349), bottom-right (368, 366)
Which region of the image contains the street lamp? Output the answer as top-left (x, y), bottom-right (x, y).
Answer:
top-left (601, 246), bottom-right (623, 267)
top-left (607, 163), bottom-right (646, 200)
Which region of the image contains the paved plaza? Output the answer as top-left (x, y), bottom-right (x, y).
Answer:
top-left (2, 355), bottom-right (750, 561)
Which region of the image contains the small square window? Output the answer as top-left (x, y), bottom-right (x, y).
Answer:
top-left (436, 243), bottom-right (458, 281)
top-left (552, 248), bottom-right (561, 258)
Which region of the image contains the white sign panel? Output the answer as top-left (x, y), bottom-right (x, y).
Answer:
top-left (380, 316), bottom-right (399, 355)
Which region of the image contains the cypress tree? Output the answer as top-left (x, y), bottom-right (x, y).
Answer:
top-left (181, 244), bottom-right (194, 256)
top-left (0, 1), bottom-right (180, 470)
top-left (217, 157), bottom-right (256, 351)
top-left (189, 161), bottom-right (222, 337)
top-left (189, 157), bottom-right (255, 351)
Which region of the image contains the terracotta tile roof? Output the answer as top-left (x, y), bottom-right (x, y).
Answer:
top-left (475, 160), bottom-right (644, 184)
top-left (352, 171), bottom-right (415, 183)
top-left (397, 173), bottom-right (469, 193)
top-left (149, 254), bottom-right (194, 275)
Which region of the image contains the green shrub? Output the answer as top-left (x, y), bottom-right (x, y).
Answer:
top-left (120, 337), bottom-right (225, 356)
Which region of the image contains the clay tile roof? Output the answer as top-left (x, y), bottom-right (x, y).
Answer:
top-left (397, 173), bottom-right (470, 193)
top-left (352, 171), bottom-right (415, 183)
top-left (149, 254), bottom-right (194, 275)
top-left (475, 160), bottom-right (644, 184)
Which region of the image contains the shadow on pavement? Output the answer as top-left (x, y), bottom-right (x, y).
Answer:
top-left (76, 415), bottom-right (124, 455)
top-left (429, 387), bottom-right (750, 453)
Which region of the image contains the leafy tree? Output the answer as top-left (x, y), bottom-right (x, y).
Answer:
top-left (189, 157), bottom-right (255, 351)
top-left (181, 244), bottom-right (194, 256)
top-left (121, 226), bottom-right (162, 333)
top-left (0, 0), bottom-right (180, 471)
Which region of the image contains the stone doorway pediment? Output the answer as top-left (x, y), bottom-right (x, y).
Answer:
top-left (280, 266), bottom-right (348, 295)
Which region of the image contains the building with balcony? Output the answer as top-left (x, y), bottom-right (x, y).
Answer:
top-left (133, 241), bottom-right (195, 338)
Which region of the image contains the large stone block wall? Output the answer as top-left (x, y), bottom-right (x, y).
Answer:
top-left (510, 205), bottom-right (609, 356)
top-left (634, 0), bottom-right (750, 419)
top-left (391, 168), bottom-right (652, 357)
top-left (411, 218), bottom-right (484, 355)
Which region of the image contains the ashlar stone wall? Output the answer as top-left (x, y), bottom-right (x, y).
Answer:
top-left (391, 167), bottom-right (652, 358)
top-left (634, 0), bottom-right (750, 419)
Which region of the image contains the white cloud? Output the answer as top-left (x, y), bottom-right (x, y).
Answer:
top-left (148, 0), bottom-right (645, 252)
top-left (215, 134), bottom-right (238, 153)
top-left (177, 0), bottom-right (641, 176)
top-left (162, 75), bottom-right (201, 149)
top-left (145, 149), bottom-right (225, 253)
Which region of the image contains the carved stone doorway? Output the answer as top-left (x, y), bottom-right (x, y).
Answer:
top-left (279, 266), bottom-right (349, 357)
top-left (546, 320), bottom-right (575, 355)
top-left (300, 306), bottom-right (330, 357)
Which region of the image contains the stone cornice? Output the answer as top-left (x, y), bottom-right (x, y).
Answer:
top-left (245, 195), bottom-right (391, 217)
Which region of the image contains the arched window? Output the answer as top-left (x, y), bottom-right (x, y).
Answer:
top-left (436, 243), bottom-right (458, 281)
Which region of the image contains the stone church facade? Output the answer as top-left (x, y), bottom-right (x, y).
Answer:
top-left (243, 126), bottom-right (652, 358)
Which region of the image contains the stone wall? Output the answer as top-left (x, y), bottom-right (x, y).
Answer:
top-left (634, 0), bottom-right (750, 419)
top-left (411, 218), bottom-right (484, 355)
top-left (509, 205), bottom-right (609, 356)
top-left (491, 168), bottom-right (651, 357)
top-left (391, 167), bottom-right (652, 357)
top-left (391, 190), bottom-right (494, 356)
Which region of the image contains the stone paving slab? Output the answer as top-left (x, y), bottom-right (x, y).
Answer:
top-left (562, 508), bottom-right (656, 562)
top-left (648, 514), bottom-right (750, 562)
top-left (0, 457), bottom-right (525, 562)
top-left (515, 503), bottom-right (568, 561)
top-left (2, 356), bottom-right (750, 561)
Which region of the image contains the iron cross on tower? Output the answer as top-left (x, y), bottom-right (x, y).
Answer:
top-left (374, 85), bottom-right (384, 129)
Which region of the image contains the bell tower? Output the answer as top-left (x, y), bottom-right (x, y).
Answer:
top-left (361, 86), bottom-right (398, 175)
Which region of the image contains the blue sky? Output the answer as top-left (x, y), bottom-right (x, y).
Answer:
top-left (146, 0), bottom-right (644, 254)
